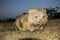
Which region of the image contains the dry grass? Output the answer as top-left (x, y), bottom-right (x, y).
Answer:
top-left (0, 19), bottom-right (60, 40)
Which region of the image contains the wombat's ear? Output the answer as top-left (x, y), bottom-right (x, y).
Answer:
top-left (28, 9), bottom-right (33, 14)
top-left (41, 9), bottom-right (46, 13)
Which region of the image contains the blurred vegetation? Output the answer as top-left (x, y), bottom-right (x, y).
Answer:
top-left (0, 18), bottom-right (15, 23)
top-left (46, 7), bottom-right (60, 19)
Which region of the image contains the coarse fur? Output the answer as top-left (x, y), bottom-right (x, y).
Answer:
top-left (15, 8), bottom-right (48, 32)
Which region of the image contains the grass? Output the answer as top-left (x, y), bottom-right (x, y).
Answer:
top-left (0, 19), bottom-right (60, 40)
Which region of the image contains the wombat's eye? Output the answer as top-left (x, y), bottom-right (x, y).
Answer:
top-left (35, 16), bottom-right (38, 18)
top-left (43, 16), bottom-right (45, 19)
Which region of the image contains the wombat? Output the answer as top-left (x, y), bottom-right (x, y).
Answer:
top-left (15, 8), bottom-right (48, 32)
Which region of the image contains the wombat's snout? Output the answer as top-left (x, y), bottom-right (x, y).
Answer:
top-left (19, 38), bottom-right (39, 40)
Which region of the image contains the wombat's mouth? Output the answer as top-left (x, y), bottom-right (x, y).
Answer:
top-left (19, 38), bottom-right (39, 40)
top-left (31, 23), bottom-right (41, 26)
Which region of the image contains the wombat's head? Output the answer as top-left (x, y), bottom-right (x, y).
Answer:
top-left (28, 8), bottom-right (48, 25)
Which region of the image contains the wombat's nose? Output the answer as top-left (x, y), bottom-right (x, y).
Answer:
top-left (19, 38), bottom-right (38, 40)
top-left (40, 20), bottom-right (42, 21)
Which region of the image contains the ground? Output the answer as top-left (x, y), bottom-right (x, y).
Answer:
top-left (0, 19), bottom-right (60, 40)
